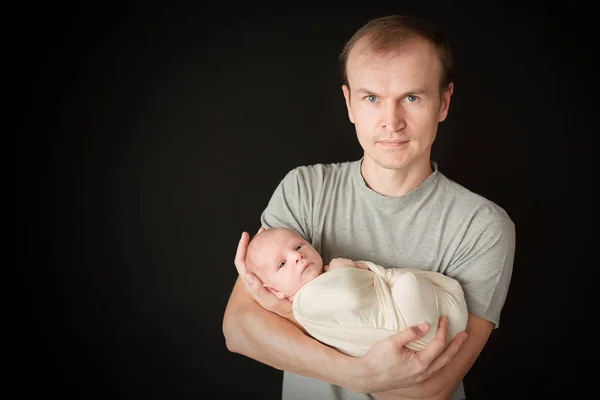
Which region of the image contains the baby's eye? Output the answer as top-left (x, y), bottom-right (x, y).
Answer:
top-left (366, 95), bottom-right (379, 103)
top-left (278, 261), bottom-right (286, 269)
top-left (295, 244), bottom-right (303, 250)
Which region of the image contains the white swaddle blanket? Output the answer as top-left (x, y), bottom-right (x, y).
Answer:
top-left (292, 261), bottom-right (468, 357)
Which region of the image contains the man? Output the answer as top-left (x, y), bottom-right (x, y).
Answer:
top-left (223, 14), bottom-right (515, 400)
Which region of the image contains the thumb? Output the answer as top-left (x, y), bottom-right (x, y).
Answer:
top-left (389, 322), bottom-right (430, 346)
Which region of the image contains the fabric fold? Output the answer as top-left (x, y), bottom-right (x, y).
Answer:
top-left (292, 262), bottom-right (468, 357)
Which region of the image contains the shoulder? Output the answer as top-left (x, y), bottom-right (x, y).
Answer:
top-left (282, 160), bottom-right (358, 188)
top-left (437, 172), bottom-right (514, 231)
top-left (291, 160), bottom-right (357, 179)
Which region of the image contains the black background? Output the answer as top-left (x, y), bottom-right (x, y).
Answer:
top-left (27, 1), bottom-right (598, 399)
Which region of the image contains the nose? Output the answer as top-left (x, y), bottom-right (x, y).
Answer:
top-left (292, 251), bottom-right (305, 265)
top-left (383, 102), bottom-right (406, 133)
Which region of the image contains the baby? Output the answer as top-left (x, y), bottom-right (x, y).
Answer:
top-left (245, 227), bottom-right (468, 357)
top-left (245, 226), bottom-right (368, 301)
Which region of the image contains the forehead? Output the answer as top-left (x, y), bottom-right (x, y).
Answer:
top-left (259, 230), bottom-right (300, 272)
top-left (264, 229), bottom-right (300, 250)
top-left (347, 37), bottom-right (441, 92)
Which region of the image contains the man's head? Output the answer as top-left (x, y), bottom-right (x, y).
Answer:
top-left (246, 228), bottom-right (324, 301)
top-left (340, 15), bottom-right (453, 95)
top-left (339, 15), bottom-right (454, 173)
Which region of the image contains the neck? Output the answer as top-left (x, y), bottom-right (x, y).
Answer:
top-left (360, 156), bottom-right (433, 197)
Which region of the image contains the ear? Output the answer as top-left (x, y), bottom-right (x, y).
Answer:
top-left (438, 82), bottom-right (454, 122)
top-left (265, 285), bottom-right (287, 300)
top-left (342, 84), bottom-right (355, 124)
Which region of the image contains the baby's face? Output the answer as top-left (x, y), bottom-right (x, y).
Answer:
top-left (257, 229), bottom-right (323, 300)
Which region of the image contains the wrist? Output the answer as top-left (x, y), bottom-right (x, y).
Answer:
top-left (333, 354), bottom-right (367, 393)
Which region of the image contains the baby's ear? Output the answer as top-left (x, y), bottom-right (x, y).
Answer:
top-left (275, 292), bottom-right (287, 300)
top-left (265, 285), bottom-right (287, 300)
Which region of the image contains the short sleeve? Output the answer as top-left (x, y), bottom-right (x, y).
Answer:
top-left (447, 218), bottom-right (516, 328)
top-left (260, 168), bottom-right (314, 242)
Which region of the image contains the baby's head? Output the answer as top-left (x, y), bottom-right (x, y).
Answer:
top-left (246, 227), bottom-right (324, 301)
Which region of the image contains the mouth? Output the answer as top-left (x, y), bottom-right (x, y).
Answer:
top-left (302, 262), bottom-right (313, 273)
top-left (378, 140), bottom-right (409, 147)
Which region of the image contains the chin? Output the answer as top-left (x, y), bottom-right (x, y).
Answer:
top-left (305, 267), bottom-right (320, 280)
top-left (373, 157), bottom-right (411, 170)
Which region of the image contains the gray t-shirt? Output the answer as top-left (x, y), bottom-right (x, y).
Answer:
top-left (260, 159), bottom-right (516, 400)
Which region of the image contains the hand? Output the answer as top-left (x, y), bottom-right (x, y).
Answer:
top-left (354, 261), bottom-right (370, 270)
top-left (234, 227), bottom-right (294, 319)
top-left (324, 257), bottom-right (355, 271)
top-left (354, 316), bottom-right (467, 394)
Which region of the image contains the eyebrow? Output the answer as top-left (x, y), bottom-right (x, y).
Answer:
top-left (272, 240), bottom-right (303, 268)
top-left (355, 87), bottom-right (427, 98)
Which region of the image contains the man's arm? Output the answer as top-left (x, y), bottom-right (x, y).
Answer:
top-left (373, 313), bottom-right (492, 400)
top-left (222, 230), bottom-right (467, 394)
top-left (223, 276), bottom-right (361, 387)
top-left (223, 231), bottom-right (362, 388)
top-left (223, 276), bottom-right (465, 394)
top-left (373, 216), bottom-right (515, 399)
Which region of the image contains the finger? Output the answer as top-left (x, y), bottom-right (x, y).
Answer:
top-left (323, 264), bottom-right (330, 272)
top-left (255, 227), bottom-right (266, 236)
top-left (417, 315), bottom-right (451, 365)
top-left (425, 331), bottom-right (467, 376)
top-left (244, 273), bottom-right (276, 308)
top-left (242, 272), bottom-right (262, 296)
top-left (356, 262), bottom-right (369, 270)
top-left (234, 231), bottom-right (250, 277)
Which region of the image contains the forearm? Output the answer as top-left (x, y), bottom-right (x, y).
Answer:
top-left (223, 277), bottom-right (361, 389)
top-left (374, 390), bottom-right (448, 400)
top-left (373, 383), bottom-right (452, 400)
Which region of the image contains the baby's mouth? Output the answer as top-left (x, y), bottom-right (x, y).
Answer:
top-left (302, 262), bottom-right (313, 272)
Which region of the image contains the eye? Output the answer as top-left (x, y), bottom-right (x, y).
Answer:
top-left (366, 95), bottom-right (379, 103)
top-left (278, 261), bottom-right (286, 269)
top-left (295, 244), bottom-right (303, 251)
top-left (406, 95), bottom-right (418, 103)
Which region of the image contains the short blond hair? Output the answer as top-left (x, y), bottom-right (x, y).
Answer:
top-left (339, 15), bottom-right (453, 92)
